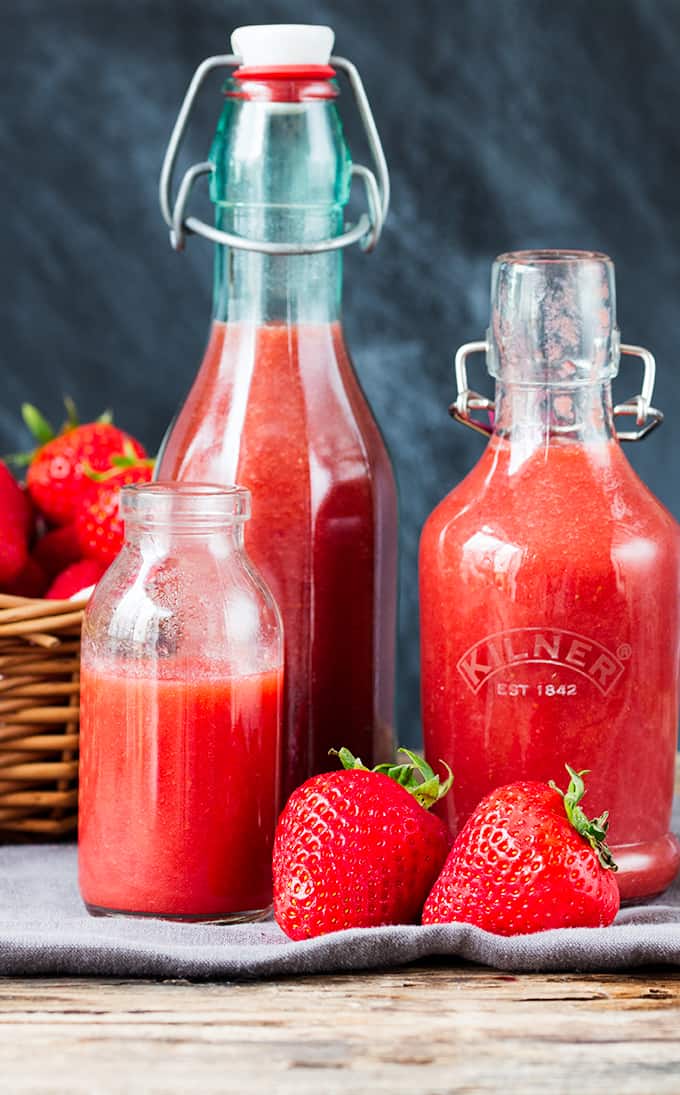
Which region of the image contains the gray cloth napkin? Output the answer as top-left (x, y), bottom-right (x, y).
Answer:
top-left (1, 805), bottom-right (679, 980)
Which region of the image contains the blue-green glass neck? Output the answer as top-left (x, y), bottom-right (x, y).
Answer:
top-left (211, 215), bottom-right (344, 324)
top-left (208, 91), bottom-right (351, 325)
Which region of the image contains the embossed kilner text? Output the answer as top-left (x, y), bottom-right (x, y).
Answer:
top-left (457, 628), bottom-right (627, 695)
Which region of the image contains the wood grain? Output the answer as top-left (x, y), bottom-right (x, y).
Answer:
top-left (0, 968), bottom-right (678, 1093)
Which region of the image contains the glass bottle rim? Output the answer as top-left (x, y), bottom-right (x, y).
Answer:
top-left (121, 482), bottom-right (251, 527)
top-left (487, 248), bottom-right (619, 387)
top-left (495, 248), bottom-right (612, 267)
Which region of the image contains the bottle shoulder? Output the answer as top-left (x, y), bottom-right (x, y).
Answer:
top-left (159, 320), bottom-right (396, 485)
top-left (83, 543), bottom-right (283, 674)
top-left (421, 438), bottom-right (680, 570)
top-left (421, 445), bottom-right (495, 540)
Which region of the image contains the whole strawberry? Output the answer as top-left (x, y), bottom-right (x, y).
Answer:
top-left (0, 460), bottom-right (29, 585)
top-left (3, 558), bottom-right (49, 599)
top-left (22, 404), bottom-right (147, 527)
top-left (75, 463), bottom-right (154, 565)
top-left (422, 766), bottom-right (620, 935)
top-left (273, 748), bottom-right (453, 940)
top-left (46, 559), bottom-right (108, 600)
top-left (32, 524), bottom-right (82, 579)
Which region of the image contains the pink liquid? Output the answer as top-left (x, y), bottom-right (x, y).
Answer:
top-left (420, 436), bottom-right (680, 901)
top-left (158, 321), bottom-right (398, 796)
top-left (78, 659), bottom-right (282, 919)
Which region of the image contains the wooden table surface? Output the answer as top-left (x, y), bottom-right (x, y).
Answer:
top-left (1, 965), bottom-right (679, 1093)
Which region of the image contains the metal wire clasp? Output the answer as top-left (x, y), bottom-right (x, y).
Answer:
top-left (449, 341), bottom-right (495, 437)
top-left (613, 345), bottom-right (664, 441)
top-left (449, 340), bottom-right (663, 442)
top-left (158, 55), bottom-right (389, 255)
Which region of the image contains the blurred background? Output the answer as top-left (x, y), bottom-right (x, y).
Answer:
top-left (3, 0), bottom-right (680, 744)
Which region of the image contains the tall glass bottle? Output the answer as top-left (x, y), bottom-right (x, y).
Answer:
top-left (157, 25), bottom-right (397, 796)
top-left (420, 250), bottom-right (680, 902)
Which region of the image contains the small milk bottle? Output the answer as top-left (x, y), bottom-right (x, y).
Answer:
top-left (78, 484), bottom-right (283, 921)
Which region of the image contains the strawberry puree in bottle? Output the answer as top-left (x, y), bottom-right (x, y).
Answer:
top-left (161, 321), bottom-right (394, 795)
top-left (78, 484), bottom-right (283, 920)
top-left (420, 251), bottom-right (680, 901)
top-left (79, 663), bottom-right (281, 918)
top-left (157, 26), bottom-right (397, 796)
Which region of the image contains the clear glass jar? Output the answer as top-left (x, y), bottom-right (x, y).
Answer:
top-left (78, 483), bottom-right (283, 922)
top-left (420, 250), bottom-right (680, 902)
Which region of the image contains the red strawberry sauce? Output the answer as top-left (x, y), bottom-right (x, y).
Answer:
top-left (420, 435), bottom-right (680, 902)
top-left (158, 321), bottom-right (397, 796)
top-left (78, 658), bottom-right (282, 919)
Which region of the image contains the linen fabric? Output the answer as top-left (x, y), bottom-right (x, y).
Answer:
top-left (0, 805), bottom-right (679, 980)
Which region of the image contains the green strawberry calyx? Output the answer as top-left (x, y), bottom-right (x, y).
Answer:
top-left (549, 765), bottom-right (618, 872)
top-left (83, 440), bottom-right (155, 483)
top-left (6, 400), bottom-right (113, 466)
top-left (330, 746), bottom-right (453, 810)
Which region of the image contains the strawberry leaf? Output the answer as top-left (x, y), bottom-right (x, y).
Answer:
top-left (550, 765), bottom-right (618, 872)
top-left (4, 450), bottom-right (33, 468)
top-left (22, 403), bottom-right (55, 447)
top-left (332, 747), bottom-right (368, 771)
top-left (331, 746), bottom-right (453, 810)
top-left (108, 440), bottom-right (151, 469)
top-left (83, 453), bottom-right (155, 482)
top-left (62, 396), bottom-right (80, 431)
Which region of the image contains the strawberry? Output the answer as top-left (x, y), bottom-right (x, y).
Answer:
top-left (32, 524), bottom-right (83, 579)
top-left (0, 460), bottom-right (29, 585)
top-left (46, 559), bottom-right (108, 600)
top-left (75, 462), bottom-right (154, 565)
top-left (422, 766), bottom-right (620, 935)
top-left (2, 557), bottom-right (49, 599)
top-left (22, 404), bottom-right (147, 527)
top-left (19, 486), bottom-right (36, 542)
top-left (273, 748), bottom-right (453, 940)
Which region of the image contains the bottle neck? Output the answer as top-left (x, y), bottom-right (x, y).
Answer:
top-left (493, 380), bottom-right (616, 446)
top-left (212, 208), bottom-right (343, 325)
top-left (125, 522), bottom-right (246, 557)
top-left (121, 485), bottom-right (251, 551)
top-left (209, 84), bottom-right (350, 328)
top-left (486, 251), bottom-right (621, 451)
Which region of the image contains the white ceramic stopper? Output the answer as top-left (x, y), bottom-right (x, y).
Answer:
top-left (231, 24), bottom-right (335, 67)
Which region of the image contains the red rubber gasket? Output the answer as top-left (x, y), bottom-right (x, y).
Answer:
top-left (233, 64), bottom-right (336, 81)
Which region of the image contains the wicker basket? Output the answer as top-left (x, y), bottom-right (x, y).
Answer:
top-left (0, 592), bottom-right (88, 837)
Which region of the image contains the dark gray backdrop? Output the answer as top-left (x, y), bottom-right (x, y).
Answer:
top-left (3, 0), bottom-right (680, 746)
